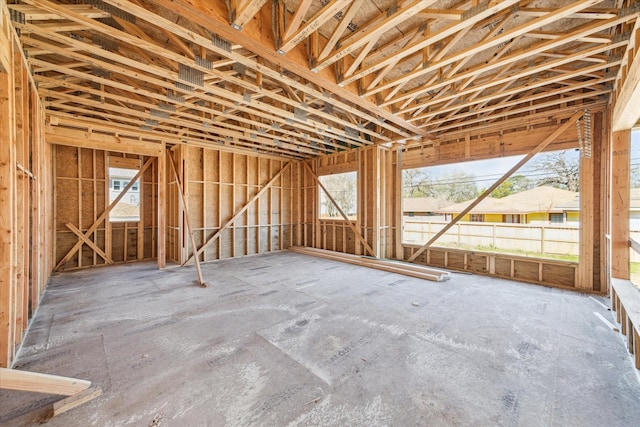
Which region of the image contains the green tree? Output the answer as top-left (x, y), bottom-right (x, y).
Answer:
top-left (490, 175), bottom-right (533, 198)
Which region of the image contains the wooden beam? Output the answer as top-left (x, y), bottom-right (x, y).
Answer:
top-left (0, 367), bottom-right (90, 396)
top-left (611, 130), bottom-right (630, 279)
top-left (318, 0), bottom-right (363, 60)
top-left (0, 22), bottom-right (10, 74)
top-left (65, 223), bottom-right (113, 264)
top-left (613, 22), bottom-right (640, 131)
top-left (54, 157), bottom-right (155, 271)
top-left (168, 152), bottom-right (206, 286)
top-left (282, 0), bottom-right (313, 41)
top-left (406, 56), bottom-right (622, 126)
top-left (46, 125), bottom-right (164, 157)
top-left (313, 0), bottom-right (439, 71)
top-left (230, 0), bottom-right (268, 30)
top-left (425, 90), bottom-right (609, 134)
top-left (391, 26), bottom-right (628, 112)
top-left (364, 0), bottom-right (618, 96)
top-left (7, 4), bottom-right (110, 20)
top-left (0, 36), bottom-right (16, 369)
top-left (278, 1), bottom-right (349, 55)
top-left (184, 161), bottom-right (293, 264)
top-left (302, 161), bottom-right (375, 257)
top-left (149, 0), bottom-right (425, 137)
top-left (419, 77), bottom-right (613, 127)
top-left (20, 24), bottom-right (379, 149)
top-left (407, 110), bottom-right (584, 262)
top-left (335, 0), bottom-right (522, 83)
top-left (289, 246), bottom-right (449, 281)
top-left (157, 144), bottom-right (166, 269)
top-left (394, 145), bottom-right (404, 260)
top-left (50, 387), bottom-right (102, 418)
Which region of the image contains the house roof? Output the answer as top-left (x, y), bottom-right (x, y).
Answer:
top-left (555, 187), bottom-right (640, 211)
top-left (439, 186), bottom-right (578, 215)
top-left (9, 1), bottom-right (630, 159)
top-left (403, 197), bottom-right (447, 213)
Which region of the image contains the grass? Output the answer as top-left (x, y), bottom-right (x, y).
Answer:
top-left (433, 242), bottom-right (580, 262)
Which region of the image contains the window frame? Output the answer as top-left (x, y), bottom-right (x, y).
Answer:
top-left (549, 212), bottom-right (564, 224)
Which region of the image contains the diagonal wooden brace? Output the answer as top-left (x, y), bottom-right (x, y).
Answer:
top-left (168, 152), bottom-right (205, 286)
top-left (183, 161), bottom-right (292, 265)
top-left (55, 157), bottom-right (154, 271)
top-left (408, 110), bottom-right (584, 262)
top-left (65, 223), bottom-right (113, 264)
top-left (303, 161), bottom-right (375, 257)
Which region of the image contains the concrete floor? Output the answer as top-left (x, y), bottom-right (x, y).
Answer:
top-left (2, 251), bottom-right (640, 426)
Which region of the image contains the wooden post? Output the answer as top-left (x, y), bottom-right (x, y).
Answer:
top-left (408, 110), bottom-right (584, 262)
top-left (372, 147), bottom-right (381, 258)
top-left (577, 112), bottom-right (608, 291)
top-left (157, 143), bottom-right (166, 268)
top-left (611, 129), bottom-right (630, 279)
top-left (168, 152), bottom-right (206, 287)
top-left (0, 40), bottom-right (16, 368)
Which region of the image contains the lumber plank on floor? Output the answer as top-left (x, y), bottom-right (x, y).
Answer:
top-left (0, 368), bottom-right (91, 396)
top-left (50, 386), bottom-right (102, 418)
top-left (289, 246), bottom-right (449, 282)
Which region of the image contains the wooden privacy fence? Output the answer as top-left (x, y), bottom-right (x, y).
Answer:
top-left (405, 220), bottom-right (640, 262)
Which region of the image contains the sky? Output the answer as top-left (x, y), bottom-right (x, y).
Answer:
top-left (421, 149), bottom-right (579, 188)
top-left (415, 129), bottom-right (640, 189)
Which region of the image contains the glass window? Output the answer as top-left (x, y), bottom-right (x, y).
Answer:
top-left (549, 213), bottom-right (564, 224)
top-left (470, 214), bottom-right (484, 222)
top-left (504, 214), bottom-right (520, 224)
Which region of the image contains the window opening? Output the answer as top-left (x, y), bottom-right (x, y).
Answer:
top-left (402, 149), bottom-right (580, 261)
top-left (319, 171), bottom-right (357, 219)
top-left (108, 166), bottom-right (140, 222)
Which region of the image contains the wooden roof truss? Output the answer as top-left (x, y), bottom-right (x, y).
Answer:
top-left (8, 0), bottom-right (639, 157)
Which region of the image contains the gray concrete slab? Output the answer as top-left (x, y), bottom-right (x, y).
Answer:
top-left (1, 251), bottom-right (639, 426)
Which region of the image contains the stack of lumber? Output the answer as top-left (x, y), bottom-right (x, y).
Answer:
top-left (289, 246), bottom-right (450, 282)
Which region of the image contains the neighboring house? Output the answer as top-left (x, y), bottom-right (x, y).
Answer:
top-left (438, 186), bottom-right (579, 224)
top-left (109, 167), bottom-right (141, 222)
top-left (403, 197), bottom-right (448, 218)
top-left (556, 187), bottom-right (640, 229)
top-left (109, 168), bottom-right (140, 206)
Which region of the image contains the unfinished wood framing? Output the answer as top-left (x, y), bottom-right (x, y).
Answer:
top-left (171, 145), bottom-right (295, 265)
top-left (1, 0), bottom-right (640, 373)
top-left (289, 246), bottom-right (449, 282)
top-left (53, 148), bottom-right (158, 270)
top-left (404, 245), bottom-right (580, 291)
top-left (611, 279), bottom-right (640, 369)
top-left (611, 130), bottom-right (631, 279)
top-left (1, 3), bottom-right (53, 368)
top-left (0, 367), bottom-right (102, 418)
